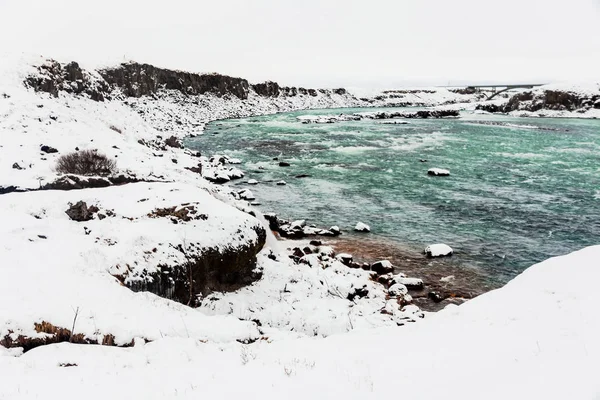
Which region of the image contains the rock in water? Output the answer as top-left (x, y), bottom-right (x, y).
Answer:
top-left (247, 179), bottom-right (258, 185)
top-left (276, 180), bottom-right (287, 186)
top-left (424, 244), bottom-right (453, 258)
top-left (354, 222), bottom-right (371, 232)
top-left (238, 189), bottom-right (256, 201)
top-left (371, 260), bottom-right (394, 275)
top-left (428, 168), bottom-right (450, 176)
top-left (279, 162), bottom-right (291, 167)
top-left (329, 226), bottom-right (341, 236)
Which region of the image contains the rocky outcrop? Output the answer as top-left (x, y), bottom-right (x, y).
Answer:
top-left (125, 225), bottom-right (266, 307)
top-left (251, 81), bottom-right (280, 97)
top-left (478, 89), bottom-right (600, 113)
top-left (25, 60), bottom-right (109, 101)
top-left (99, 62), bottom-right (250, 99)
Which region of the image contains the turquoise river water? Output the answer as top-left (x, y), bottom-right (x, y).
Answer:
top-left (186, 108), bottom-right (600, 287)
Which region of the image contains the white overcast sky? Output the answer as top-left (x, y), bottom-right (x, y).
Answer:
top-left (0, 0), bottom-right (599, 88)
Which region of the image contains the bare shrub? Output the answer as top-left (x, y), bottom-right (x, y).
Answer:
top-left (55, 149), bottom-right (116, 176)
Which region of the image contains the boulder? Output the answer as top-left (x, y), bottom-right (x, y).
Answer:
top-left (279, 162), bottom-right (291, 167)
top-left (65, 201), bottom-right (99, 222)
top-left (424, 244), bottom-right (453, 258)
top-left (388, 283), bottom-right (409, 297)
top-left (247, 179), bottom-right (258, 185)
top-left (336, 253), bottom-right (353, 266)
top-left (371, 260), bottom-right (394, 275)
top-left (354, 222), bottom-right (371, 232)
top-left (392, 276), bottom-right (424, 290)
top-left (40, 145), bottom-right (58, 154)
top-left (238, 189), bottom-right (256, 201)
top-left (276, 180), bottom-right (287, 186)
top-left (329, 226), bottom-right (341, 235)
top-left (428, 168), bottom-right (450, 176)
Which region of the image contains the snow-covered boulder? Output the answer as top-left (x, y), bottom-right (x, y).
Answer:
top-left (247, 179), bottom-right (258, 185)
top-left (354, 222), bottom-right (371, 232)
top-left (424, 243), bottom-right (453, 258)
top-left (238, 189), bottom-right (256, 201)
top-left (392, 276), bottom-right (424, 289)
top-left (336, 253), bottom-right (353, 265)
top-left (371, 260), bottom-right (394, 275)
top-left (428, 168), bottom-right (450, 176)
top-left (276, 180), bottom-right (287, 186)
top-left (388, 283), bottom-right (409, 297)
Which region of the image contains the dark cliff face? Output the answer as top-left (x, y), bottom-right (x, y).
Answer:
top-left (251, 81), bottom-right (280, 97)
top-left (478, 89), bottom-right (600, 113)
top-left (25, 58), bottom-right (355, 102)
top-left (99, 63), bottom-right (250, 99)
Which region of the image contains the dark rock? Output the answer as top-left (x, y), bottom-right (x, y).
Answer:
top-left (347, 285), bottom-right (369, 301)
top-left (428, 291), bottom-right (446, 303)
top-left (171, 158), bottom-right (178, 164)
top-left (278, 162), bottom-right (290, 167)
top-left (295, 174), bottom-right (311, 178)
top-left (292, 247), bottom-right (305, 258)
top-left (40, 145), bottom-right (58, 154)
top-left (251, 81), bottom-right (280, 97)
top-left (302, 246), bottom-right (313, 255)
top-left (127, 226), bottom-right (266, 307)
top-left (99, 62), bottom-right (249, 99)
top-left (24, 60), bottom-right (108, 101)
top-left (0, 186), bottom-right (22, 194)
top-left (12, 163), bottom-right (23, 170)
top-left (65, 201), bottom-right (99, 222)
top-left (165, 136), bottom-right (182, 149)
top-left (309, 240), bottom-right (322, 246)
top-left (371, 260), bottom-right (394, 275)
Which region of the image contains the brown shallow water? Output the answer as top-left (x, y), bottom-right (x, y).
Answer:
top-left (327, 234), bottom-right (500, 311)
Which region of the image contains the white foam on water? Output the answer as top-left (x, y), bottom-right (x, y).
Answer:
top-left (330, 145), bottom-right (379, 154)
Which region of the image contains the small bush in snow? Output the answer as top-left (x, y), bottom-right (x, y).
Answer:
top-left (55, 150), bottom-right (116, 176)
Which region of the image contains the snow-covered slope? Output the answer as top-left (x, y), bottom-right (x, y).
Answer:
top-left (1, 245), bottom-right (599, 399)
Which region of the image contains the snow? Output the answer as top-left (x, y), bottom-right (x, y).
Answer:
top-left (424, 243), bottom-right (454, 257)
top-left (3, 246), bottom-right (600, 399)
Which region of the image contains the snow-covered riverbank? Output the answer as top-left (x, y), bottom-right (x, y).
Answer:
top-left (1, 52), bottom-right (600, 399)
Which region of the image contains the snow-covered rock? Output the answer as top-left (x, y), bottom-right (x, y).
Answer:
top-left (247, 179), bottom-right (258, 185)
top-left (392, 276), bottom-right (424, 289)
top-left (276, 180), bottom-right (287, 186)
top-left (238, 189), bottom-right (256, 201)
top-left (388, 283), bottom-right (409, 297)
top-left (428, 168), bottom-right (450, 176)
top-left (354, 222), bottom-right (371, 232)
top-left (425, 243), bottom-right (454, 258)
